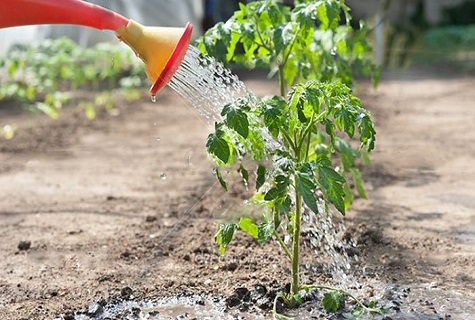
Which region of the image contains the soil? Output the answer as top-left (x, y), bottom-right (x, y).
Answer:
top-left (1, 68), bottom-right (474, 320)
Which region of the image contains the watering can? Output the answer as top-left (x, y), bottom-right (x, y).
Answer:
top-left (0, 0), bottom-right (193, 96)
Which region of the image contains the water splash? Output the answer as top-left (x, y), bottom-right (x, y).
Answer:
top-left (168, 46), bottom-right (253, 121)
top-left (301, 195), bottom-right (357, 288)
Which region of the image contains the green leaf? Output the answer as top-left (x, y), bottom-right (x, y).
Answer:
top-left (296, 163), bottom-right (319, 214)
top-left (318, 161), bottom-right (346, 215)
top-left (343, 305), bottom-right (364, 319)
top-left (215, 167), bottom-right (228, 191)
top-left (277, 195), bottom-right (292, 215)
top-left (294, 3), bottom-right (317, 29)
top-left (334, 107), bottom-right (356, 138)
top-left (215, 223), bottom-right (237, 255)
top-left (273, 25), bottom-right (285, 55)
top-left (261, 96), bottom-right (285, 138)
top-left (256, 165), bottom-right (266, 190)
top-left (321, 291), bottom-right (345, 313)
top-left (221, 103), bottom-right (250, 138)
top-left (358, 114), bottom-right (376, 151)
top-left (317, 1), bottom-right (340, 30)
top-left (350, 168), bottom-right (367, 199)
top-left (239, 217), bottom-right (258, 239)
top-left (264, 175), bottom-right (289, 201)
top-left (206, 129), bottom-right (231, 164)
top-left (258, 220), bottom-right (274, 244)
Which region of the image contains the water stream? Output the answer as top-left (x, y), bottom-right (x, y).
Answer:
top-left (168, 46), bottom-right (252, 121)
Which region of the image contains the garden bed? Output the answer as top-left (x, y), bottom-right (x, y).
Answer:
top-left (1, 70), bottom-right (474, 319)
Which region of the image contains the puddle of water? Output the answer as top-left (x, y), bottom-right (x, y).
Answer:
top-left (72, 294), bottom-right (266, 320)
top-left (69, 282), bottom-right (475, 320)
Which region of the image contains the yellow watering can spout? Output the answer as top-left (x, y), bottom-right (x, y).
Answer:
top-left (116, 20), bottom-right (193, 96)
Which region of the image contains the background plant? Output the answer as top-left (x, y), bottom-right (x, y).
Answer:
top-left (0, 37), bottom-right (144, 120)
top-left (198, 0), bottom-right (382, 317)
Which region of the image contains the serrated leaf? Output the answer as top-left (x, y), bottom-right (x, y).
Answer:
top-left (261, 96), bottom-right (285, 138)
top-left (317, 1), bottom-right (340, 30)
top-left (206, 130), bottom-right (231, 164)
top-left (321, 291), bottom-right (345, 313)
top-left (277, 195), bottom-right (292, 215)
top-left (256, 165), bottom-right (266, 190)
top-left (221, 104), bottom-right (249, 138)
top-left (215, 223), bottom-right (237, 255)
top-left (343, 305), bottom-right (364, 319)
top-left (268, 2), bottom-right (283, 25)
top-left (264, 175), bottom-right (289, 201)
top-left (273, 25), bottom-right (285, 55)
top-left (318, 163), bottom-right (346, 215)
top-left (239, 217), bottom-right (258, 239)
top-left (296, 164), bottom-right (319, 214)
top-left (322, 118), bottom-right (336, 149)
top-left (334, 107), bottom-right (355, 138)
top-left (258, 220), bottom-right (274, 244)
top-left (215, 167), bottom-right (228, 191)
top-left (294, 3), bottom-right (317, 29)
top-left (358, 114), bottom-right (376, 151)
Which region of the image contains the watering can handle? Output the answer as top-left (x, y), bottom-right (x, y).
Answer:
top-left (0, 0), bottom-right (128, 31)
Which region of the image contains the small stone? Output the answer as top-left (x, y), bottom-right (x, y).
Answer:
top-left (235, 287), bottom-right (249, 299)
top-left (252, 284), bottom-right (267, 298)
top-left (18, 241), bottom-right (31, 251)
top-left (225, 295), bottom-right (241, 308)
top-left (224, 262), bottom-right (238, 271)
top-left (121, 286), bottom-right (133, 299)
top-left (87, 302), bottom-right (103, 316)
top-left (145, 216), bottom-right (157, 222)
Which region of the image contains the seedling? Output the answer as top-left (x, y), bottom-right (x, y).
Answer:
top-left (198, 0), bottom-right (384, 317)
top-left (0, 38), bottom-right (144, 118)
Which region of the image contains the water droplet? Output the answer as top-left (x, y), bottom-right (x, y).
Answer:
top-left (186, 151), bottom-right (193, 166)
top-left (160, 173), bottom-right (167, 180)
top-left (151, 95), bottom-right (156, 103)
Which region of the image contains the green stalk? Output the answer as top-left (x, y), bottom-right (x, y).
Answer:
top-left (290, 187), bottom-right (302, 303)
top-left (274, 230), bottom-right (292, 260)
top-left (279, 65), bottom-right (286, 97)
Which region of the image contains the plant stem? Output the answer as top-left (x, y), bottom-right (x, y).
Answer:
top-left (281, 130), bottom-right (298, 153)
top-left (274, 230), bottom-right (292, 260)
top-left (279, 65), bottom-right (286, 97)
top-left (290, 188), bottom-right (302, 302)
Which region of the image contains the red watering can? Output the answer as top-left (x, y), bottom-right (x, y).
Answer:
top-left (0, 0), bottom-right (193, 96)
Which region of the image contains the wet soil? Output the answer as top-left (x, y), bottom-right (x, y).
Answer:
top-left (1, 69), bottom-right (474, 319)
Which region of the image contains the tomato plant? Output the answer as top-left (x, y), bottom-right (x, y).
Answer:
top-left (198, 0), bottom-right (384, 317)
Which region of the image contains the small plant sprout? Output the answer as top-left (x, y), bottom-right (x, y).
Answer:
top-left (198, 0), bottom-right (385, 317)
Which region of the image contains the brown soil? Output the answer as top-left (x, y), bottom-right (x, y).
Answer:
top-left (1, 70), bottom-right (474, 319)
